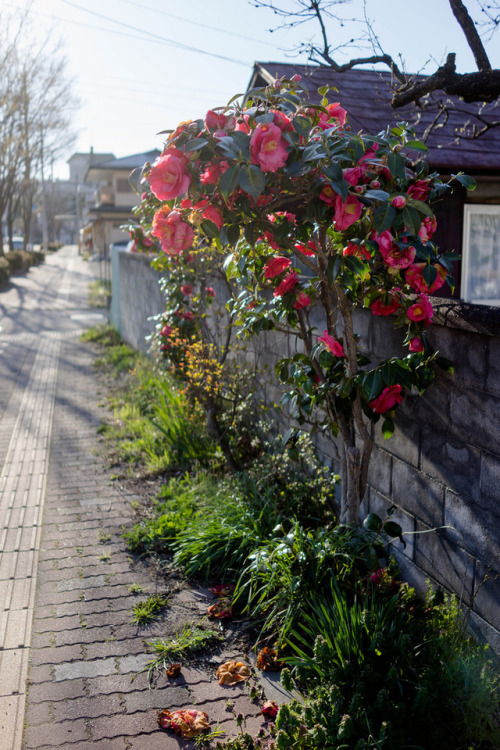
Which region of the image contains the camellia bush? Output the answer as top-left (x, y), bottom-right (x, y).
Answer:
top-left (136, 76), bottom-right (473, 524)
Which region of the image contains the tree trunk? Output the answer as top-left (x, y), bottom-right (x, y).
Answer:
top-left (340, 443), bottom-right (362, 524)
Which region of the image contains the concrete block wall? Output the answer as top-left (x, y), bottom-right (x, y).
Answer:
top-left (110, 248), bottom-right (165, 354)
top-left (111, 254), bottom-right (500, 647)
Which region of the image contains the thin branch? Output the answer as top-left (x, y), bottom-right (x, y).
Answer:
top-left (449, 0), bottom-right (491, 70)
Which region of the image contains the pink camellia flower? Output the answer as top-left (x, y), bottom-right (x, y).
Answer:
top-left (407, 294), bottom-right (434, 326)
top-left (200, 162), bottom-right (222, 186)
top-left (405, 262), bottom-right (447, 294)
top-left (418, 216), bottom-right (438, 242)
top-left (333, 195), bottom-right (362, 231)
top-left (318, 330), bottom-right (345, 357)
top-left (291, 73), bottom-right (301, 82)
top-left (234, 115), bottom-right (250, 133)
top-left (264, 256), bottom-right (292, 279)
top-left (274, 271), bottom-right (298, 297)
top-left (263, 231), bottom-right (280, 251)
top-left (294, 291), bottom-right (311, 310)
top-left (203, 204), bottom-right (224, 229)
top-left (181, 310), bottom-right (195, 321)
top-left (271, 109), bottom-right (292, 131)
top-left (143, 235), bottom-right (154, 248)
top-left (180, 284), bottom-right (193, 296)
top-left (409, 336), bottom-right (425, 352)
top-left (250, 123), bottom-right (289, 172)
top-left (343, 243), bottom-right (371, 261)
top-left (378, 238), bottom-right (416, 270)
top-left (206, 287), bottom-right (215, 298)
top-left (391, 196), bottom-right (407, 209)
top-left (317, 102), bottom-right (347, 130)
top-left (319, 184), bottom-right (337, 206)
top-left (343, 167), bottom-right (363, 186)
top-left (369, 384), bottom-right (403, 413)
top-left (370, 291), bottom-right (400, 316)
top-left (160, 324), bottom-right (172, 337)
top-left (149, 149), bottom-right (191, 201)
top-left (407, 180), bottom-right (430, 201)
top-left (205, 109), bottom-right (227, 131)
top-left (152, 207), bottom-right (194, 255)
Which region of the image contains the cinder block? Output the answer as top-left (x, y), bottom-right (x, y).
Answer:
top-left (480, 451), bottom-right (500, 506)
top-left (375, 401), bottom-right (420, 467)
top-left (369, 490), bottom-right (416, 562)
top-left (414, 522), bottom-right (475, 604)
top-left (472, 561), bottom-right (500, 628)
top-left (445, 489), bottom-right (500, 562)
top-left (420, 427), bottom-right (481, 502)
top-left (428, 326), bottom-right (489, 390)
top-left (449, 386), bottom-right (500, 454)
top-left (392, 459), bottom-right (444, 528)
top-left (367, 446), bottom-right (392, 498)
top-left (487, 337), bottom-right (500, 396)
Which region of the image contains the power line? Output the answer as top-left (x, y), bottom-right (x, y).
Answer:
top-left (58, 0), bottom-right (251, 66)
top-left (115, 0), bottom-right (277, 47)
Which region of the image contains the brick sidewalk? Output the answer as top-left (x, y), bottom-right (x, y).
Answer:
top-left (0, 248), bottom-right (268, 750)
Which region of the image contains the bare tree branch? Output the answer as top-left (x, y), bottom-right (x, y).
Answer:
top-left (449, 0), bottom-right (491, 69)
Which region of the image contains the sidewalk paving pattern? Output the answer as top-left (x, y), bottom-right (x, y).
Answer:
top-left (0, 248), bottom-right (267, 749)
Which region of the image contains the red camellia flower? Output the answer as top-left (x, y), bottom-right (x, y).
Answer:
top-left (407, 180), bottom-right (431, 201)
top-left (294, 241), bottom-right (317, 257)
top-left (369, 384), bottom-right (403, 413)
top-left (333, 195), bottom-right (362, 231)
top-left (405, 262), bottom-right (447, 294)
top-left (318, 330), bottom-right (345, 357)
top-left (370, 291), bottom-right (400, 316)
top-left (152, 207), bottom-right (194, 255)
top-left (200, 162), bottom-right (222, 185)
top-left (149, 149), bottom-right (191, 201)
top-left (409, 336), bottom-right (425, 352)
top-left (294, 291), bottom-right (311, 310)
top-left (180, 284), bottom-right (193, 296)
top-left (264, 256), bottom-right (292, 279)
top-left (319, 184), bottom-right (337, 206)
top-left (250, 123), bottom-right (289, 172)
top-left (203, 204), bottom-right (224, 229)
top-left (206, 287), bottom-right (215, 297)
top-left (407, 294), bottom-right (434, 326)
top-left (343, 242), bottom-right (371, 260)
top-left (160, 324), bottom-right (172, 337)
top-left (274, 271), bottom-right (298, 297)
top-left (378, 237), bottom-right (416, 270)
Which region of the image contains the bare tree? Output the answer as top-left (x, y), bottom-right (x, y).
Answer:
top-left (253, 0), bottom-right (500, 135)
top-left (0, 8), bottom-right (78, 254)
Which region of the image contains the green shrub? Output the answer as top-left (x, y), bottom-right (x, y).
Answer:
top-left (276, 583), bottom-right (500, 750)
top-left (31, 250), bottom-right (45, 265)
top-left (0, 257), bottom-right (10, 287)
top-left (6, 250), bottom-right (32, 272)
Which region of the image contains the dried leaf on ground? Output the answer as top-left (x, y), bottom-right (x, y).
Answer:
top-left (166, 663), bottom-right (182, 678)
top-left (216, 660), bottom-right (252, 686)
top-left (209, 584), bottom-right (235, 597)
top-left (157, 708), bottom-right (210, 738)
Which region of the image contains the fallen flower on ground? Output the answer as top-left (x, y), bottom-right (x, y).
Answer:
top-left (256, 647), bottom-right (283, 671)
top-left (216, 660), bottom-right (252, 686)
top-left (262, 700), bottom-right (279, 720)
top-left (208, 597), bottom-right (233, 618)
top-left (166, 663), bottom-right (181, 678)
top-left (209, 584), bottom-right (235, 597)
top-left (157, 708), bottom-right (209, 738)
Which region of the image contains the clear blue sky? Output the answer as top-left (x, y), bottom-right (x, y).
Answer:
top-left (8, 0), bottom-right (500, 178)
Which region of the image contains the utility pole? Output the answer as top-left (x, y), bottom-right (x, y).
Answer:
top-left (40, 129), bottom-right (48, 252)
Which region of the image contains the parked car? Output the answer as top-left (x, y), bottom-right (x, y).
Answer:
top-left (11, 236), bottom-right (25, 250)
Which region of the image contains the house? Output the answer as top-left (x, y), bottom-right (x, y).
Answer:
top-left (250, 63), bottom-right (500, 308)
top-left (85, 149), bottom-right (160, 259)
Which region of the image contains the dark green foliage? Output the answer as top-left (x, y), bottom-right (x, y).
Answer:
top-left (0, 257), bottom-right (10, 287)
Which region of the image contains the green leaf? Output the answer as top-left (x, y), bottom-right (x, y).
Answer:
top-left (382, 417), bottom-right (395, 439)
top-left (363, 513), bottom-right (382, 532)
top-left (422, 265), bottom-right (437, 288)
top-left (402, 205), bottom-right (421, 236)
top-left (219, 164), bottom-right (240, 198)
top-left (406, 198), bottom-right (434, 218)
top-left (292, 115), bottom-right (312, 138)
top-left (373, 204), bottom-right (396, 233)
top-left (200, 219), bottom-right (219, 239)
top-left (368, 370), bottom-right (383, 401)
top-left (387, 151), bottom-right (406, 182)
top-left (183, 137), bottom-right (209, 152)
top-left (404, 139), bottom-right (428, 152)
top-left (344, 255), bottom-right (366, 277)
top-left (384, 520), bottom-right (402, 537)
top-left (451, 173), bottom-right (476, 191)
top-left (238, 164), bottom-right (267, 199)
top-left (326, 255), bottom-right (342, 283)
top-left (364, 189), bottom-right (390, 202)
top-left (436, 357), bottom-right (454, 373)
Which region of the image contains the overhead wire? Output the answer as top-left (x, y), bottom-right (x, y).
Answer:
top-left (58, 0), bottom-right (252, 66)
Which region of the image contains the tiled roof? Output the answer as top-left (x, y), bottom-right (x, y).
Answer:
top-left (251, 63), bottom-right (500, 172)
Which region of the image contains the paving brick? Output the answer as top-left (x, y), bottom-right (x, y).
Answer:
top-left (52, 694), bottom-right (124, 722)
top-left (86, 672), bottom-right (148, 697)
top-left (126, 733), bottom-right (192, 750)
top-left (29, 643), bottom-right (83, 666)
top-left (38, 740), bottom-right (128, 750)
top-left (124, 686), bottom-right (191, 713)
top-left (24, 717), bottom-right (89, 747)
top-left (89, 710), bottom-right (155, 741)
top-left (26, 677), bottom-right (87, 704)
